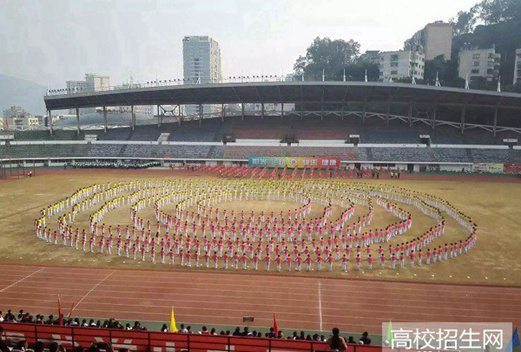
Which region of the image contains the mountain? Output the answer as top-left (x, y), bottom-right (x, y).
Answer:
top-left (0, 74), bottom-right (47, 115)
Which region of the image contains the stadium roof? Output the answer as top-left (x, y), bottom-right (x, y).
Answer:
top-left (44, 81), bottom-right (521, 111)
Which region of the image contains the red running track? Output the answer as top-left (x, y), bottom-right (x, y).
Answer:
top-left (0, 264), bottom-right (520, 334)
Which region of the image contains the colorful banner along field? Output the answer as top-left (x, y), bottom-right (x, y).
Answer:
top-left (503, 163), bottom-right (521, 174)
top-left (248, 156), bottom-right (341, 169)
top-left (473, 163), bottom-right (504, 174)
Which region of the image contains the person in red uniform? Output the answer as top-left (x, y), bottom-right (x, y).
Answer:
top-left (275, 255), bottom-right (282, 272)
top-left (305, 254), bottom-right (312, 271)
top-left (264, 253), bottom-right (271, 271)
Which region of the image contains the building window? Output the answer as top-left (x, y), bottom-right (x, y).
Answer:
top-left (391, 54), bottom-right (399, 61)
top-left (471, 69), bottom-right (479, 74)
top-left (473, 61), bottom-right (480, 66)
top-left (390, 63), bottom-right (398, 67)
top-left (472, 53), bottom-right (480, 59)
top-left (390, 70), bottom-right (398, 75)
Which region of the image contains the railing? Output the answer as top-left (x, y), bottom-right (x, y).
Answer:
top-left (0, 322), bottom-right (382, 352)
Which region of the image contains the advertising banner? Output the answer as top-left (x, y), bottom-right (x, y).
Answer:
top-left (503, 163), bottom-right (521, 174)
top-left (473, 163), bottom-right (504, 174)
top-left (248, 156), bottom-right (341, 169)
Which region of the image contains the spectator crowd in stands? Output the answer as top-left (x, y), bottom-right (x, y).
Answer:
top-left (1, 309), bottom-right (371, 345)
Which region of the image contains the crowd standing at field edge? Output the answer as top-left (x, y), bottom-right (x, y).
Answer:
top-left (0, 309), bottom-right (371, 346)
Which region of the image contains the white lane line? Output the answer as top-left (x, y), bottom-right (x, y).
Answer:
top-left (72, 271), bottom-right (114, 312)
top-left (318, 280), bottom-right (323, 331)
top-left (0, 268), bottom-right (45, 293)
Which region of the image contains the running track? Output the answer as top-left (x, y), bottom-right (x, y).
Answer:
top-left (0, 264), bottom-right (520, 334)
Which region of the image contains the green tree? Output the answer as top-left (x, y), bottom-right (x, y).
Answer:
top-left (293, 37), bottom-right (360, 81)
top-left (479, 0), bottom-right (521, 24)
top-left (424, 55), bottom-right (463, 87)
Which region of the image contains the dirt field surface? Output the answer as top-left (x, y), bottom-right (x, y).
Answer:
top-left (0, 169), bottom-right (520, 287)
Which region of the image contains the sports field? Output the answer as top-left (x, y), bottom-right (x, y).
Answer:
top-left (1, 169), bottom-right (521, 334)
top-left (0, 169), bottom-right (520, 286)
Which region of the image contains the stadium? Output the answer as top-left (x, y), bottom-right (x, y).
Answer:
top-left (3, 0), bottom-right (521, 348)
top-left (1, 78), bottom-right (521, 352)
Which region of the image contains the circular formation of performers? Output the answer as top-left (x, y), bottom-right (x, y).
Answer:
top-left (34, 179), bottom-right (478, 273)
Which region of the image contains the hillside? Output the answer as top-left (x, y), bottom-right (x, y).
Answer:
top-left (0, 74), bottom-right (47, 115)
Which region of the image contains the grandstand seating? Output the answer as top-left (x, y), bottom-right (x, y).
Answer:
top-left (6, 116), bottom-right (520, 145)
top-left (3, 142), bottom-right (521, 163)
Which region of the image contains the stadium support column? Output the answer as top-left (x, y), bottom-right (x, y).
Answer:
top-left (431, 104), bottom-right (437, 130)
top-left (341, 104), bottom-right (345, 120)
top-left (281, 103), bottom-right (284, 119)
top-left (48, 110), bottom-right (53, 135)
top-left (76, 107), bottom-right (81, 134)
top-left (241, 103), bottom-right (245, 120)
top-left (261, 103), bottom-right (265, 119)
top-left (221, 104), bottom-right (225, 122)
top-left (408, 102), bottom-right (413, 127)
top-left (460, 104), bottom-right (466, 134)
top-left (131, 105), bottom-right (135, 130)
top-left (493, 103), bottom-right (499, 136)
top-left (385, 99), bottom-right (391, 125)
top-left (103, 106), bottom-right (108, 133)
top-left (157, 105), bottom-right (161, 127)
top-left (362, 98), bottom-right (368, 124)
top-left (178, 104), bottom-right (182, 126)
top-left (199, 104), bottom-right (203, 126)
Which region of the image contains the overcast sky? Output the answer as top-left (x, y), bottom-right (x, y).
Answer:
top-left (0, 0), bottom-right (478, 88)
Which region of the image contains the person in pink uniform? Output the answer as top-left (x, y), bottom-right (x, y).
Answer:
top-left (305, 254), bottom-right (312, 271)
top-left (264, 254), bottom-right (271, 271)
top-left (275, 255), bottom-right (282, 272)
top-left (285, 255), bottom-right (292, 271)
top-left (233, 252), bottom-right (239, 270)
top-left (327, 254), bottom-right (334, 272)
top-left (355, 254), bottom-right (361, 271)
top-left (341, 254), bottom-right (348, 272)
top-left (295, 254), bottom-right (302, 272)
top-left (241, 253), bottom-right (248, 270)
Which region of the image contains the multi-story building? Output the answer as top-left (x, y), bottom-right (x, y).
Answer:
top-left (458, 48), bottom-right (501, 82)
top-left (404, 22), bottom-right (453, 61)
top-left (423, 22), bottom-right (453, 61)
top-left (514, 48), bottom-right (521, 85)
top-left (65, 74), bottom-right (110, 113)
top-left (3, 106), bottom-right (40, 130)
top-left (183, 36), bottom-right (222, 116)
top-left (379, 50), bottom-right (425, 81)
top-left (85, 73), bottom-right (110, 92)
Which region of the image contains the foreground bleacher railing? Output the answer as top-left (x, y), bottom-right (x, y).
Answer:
top-left (0, 322), bottom-right (383, 352)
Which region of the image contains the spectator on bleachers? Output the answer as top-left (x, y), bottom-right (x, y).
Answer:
top-left (326, 328), bottom-right (348, 351)
top-left (161, 324), bottom-right (168, 332)
top-left (4, 310), bottom-right (15, 321)
top-left (359, 331), bottom-right (371, 345)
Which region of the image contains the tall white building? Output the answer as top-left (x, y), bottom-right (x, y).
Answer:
top-left (458, 48), bottom-right (501, 82)
top-left (183, 36), bottom-right (222, 116)
top-left (379, 50), bottom-right (425, 81)
top-left (85, 73), bottom-right (110, 92)
top-left (514, 48), bottom-right (521, 85)
top-left (423, 22), bottom-right (453, 61)
top-left (66, 74), bottom-right (110, 114)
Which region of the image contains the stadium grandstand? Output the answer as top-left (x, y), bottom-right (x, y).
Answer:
top-left (1, 82), bottom-right (521, 175)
